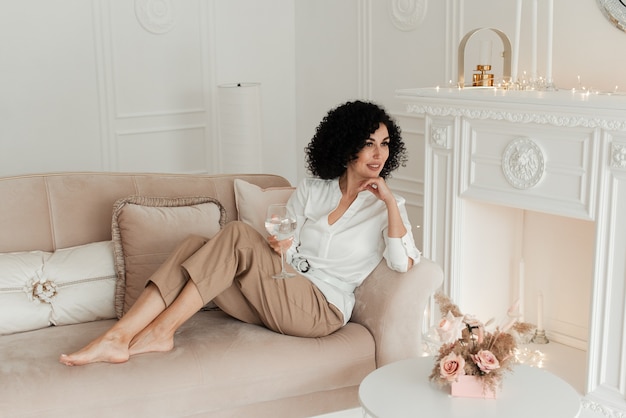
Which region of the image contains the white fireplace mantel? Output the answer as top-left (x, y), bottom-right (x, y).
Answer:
top-left (398, 87), bottom-right (626, 415)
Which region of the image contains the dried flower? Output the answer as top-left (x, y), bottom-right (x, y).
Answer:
top-left (429, 292), bottom-right (519, 393)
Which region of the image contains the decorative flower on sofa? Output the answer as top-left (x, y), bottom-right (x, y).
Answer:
top-left (24, 270), bottom-right (58, 304)
top-left (428, 292), bottom-right (531, 393)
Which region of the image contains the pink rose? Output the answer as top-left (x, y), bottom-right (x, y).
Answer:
top-left (439, 352), bottom-right (466, 382)
top-left (436, 311), bottom-right (464, 344)
top-left (471, 350), bottom-right (500, 373)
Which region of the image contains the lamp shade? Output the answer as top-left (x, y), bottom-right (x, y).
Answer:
top-left (217, 82), bottom-right (263, 174)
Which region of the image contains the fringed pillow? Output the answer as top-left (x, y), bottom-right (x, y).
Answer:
top-left (112, 196), bottom-right (225, 318)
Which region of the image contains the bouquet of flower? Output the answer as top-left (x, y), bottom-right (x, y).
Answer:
top-left (428, 292), bottom-right (531, 393)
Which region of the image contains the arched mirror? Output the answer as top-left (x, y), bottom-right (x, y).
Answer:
top-left (597, 0), bottom-right (626, 32)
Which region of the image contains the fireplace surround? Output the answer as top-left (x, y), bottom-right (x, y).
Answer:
top-left (398, 87), bottom-right (626, 416)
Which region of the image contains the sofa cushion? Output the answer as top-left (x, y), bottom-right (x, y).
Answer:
top-left (0, 310), bottom-right (375, 418)
top-left (112, 196), bottom-right (226, 318)
top-left (234, 179), bottom-right (295, 236)
top-left (0, 241), bottom-right (116, 335)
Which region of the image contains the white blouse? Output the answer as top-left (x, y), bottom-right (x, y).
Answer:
top-left (285, 178), bottom-right (421, 324)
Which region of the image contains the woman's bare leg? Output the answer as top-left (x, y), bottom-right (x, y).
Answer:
top-left (59, 282), bottom-right (168, 366)
top-left (128, 279), bottom-right (204, 356)
top-left (59, 234), bottom-right (209, 367)
top-left (59, 279), bottom-right (205, 366)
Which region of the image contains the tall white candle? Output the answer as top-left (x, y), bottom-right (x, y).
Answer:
top-left (519, 259), bottom-right (525, 320)
top-left (546, 0), bottom-right (554, 83)
top-left (512, 0), bottom-right (523, 82)
top-left (479, 40), bottom-right (492, 65)
top-left (531, 0), bottom-right (538, 79)
top-left (537, 292), bottom-right (544, 330)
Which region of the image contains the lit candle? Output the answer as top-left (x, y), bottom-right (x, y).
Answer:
top-left (546, 0), bottom-right (554, 84)
top-left (531, 0), bottom-right (538, 79)
top-left (512, 0), bottom-right (523, 82)
top-left (537, 292), bottom-right (544, 330)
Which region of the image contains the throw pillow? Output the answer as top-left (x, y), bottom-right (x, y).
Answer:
top-left (233, 179), bottom-right (295, 236)
top-left (112, 196), bottom-right (225, 318)
top-left (0, 241), bottom-right (116, 335)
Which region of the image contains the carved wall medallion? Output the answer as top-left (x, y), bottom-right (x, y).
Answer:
top-left (135, 0), bottom-right (176, 34)
top-left (611, 143), bottom-right (626, 169)
top-left (388, 0), bottom-right (427, 31)
top-left (502, 137), bottom-right (545, 189)
top-left (430, 126), bottom-right (449, 148)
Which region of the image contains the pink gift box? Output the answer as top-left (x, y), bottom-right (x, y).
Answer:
top-left (450, 375), bottom-right (498, 399)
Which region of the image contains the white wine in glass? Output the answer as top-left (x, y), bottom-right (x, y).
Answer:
top-left (265, 204), bottom-right (297, 279)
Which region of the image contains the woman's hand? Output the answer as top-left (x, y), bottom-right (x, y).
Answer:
top-left (361, 177), bottom-right (413, 269)
top-left (267, 235), bottom-right (293, 255)
top-left (359, 177), bottom-right (395, 204)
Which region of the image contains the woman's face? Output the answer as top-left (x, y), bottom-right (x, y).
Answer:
top-left (348, 122), bottom-right (390, 178)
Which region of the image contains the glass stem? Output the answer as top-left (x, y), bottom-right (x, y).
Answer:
top-left (280, 249), bottom-right (286, 274)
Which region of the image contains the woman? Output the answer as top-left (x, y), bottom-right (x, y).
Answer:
top-left (59, 100), bottom-right (420, 366)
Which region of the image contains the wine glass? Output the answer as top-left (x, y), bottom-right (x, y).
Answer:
top-left (265, 203), bottom-right (297, 279)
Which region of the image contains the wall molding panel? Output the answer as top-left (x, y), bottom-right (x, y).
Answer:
top-left (115, 124), bottom-right (207, 173)
top-left (445, 0), bottom-right (463, 86)
top-left (391, 111), bottom-right (426, 247)
top-left (357, 0), bottom-right (372, 100)
top-left (91, 0), bottom-right (216, 173)
top-left (93, 0), bottom-right (116, 171)
top-left (201, 0), bottom-right (219, 174)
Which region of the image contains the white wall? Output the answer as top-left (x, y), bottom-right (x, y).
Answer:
top-left (294, 0), bottom-right (361, 182)
top-left (0, 0), bottom-right (297, 183)
top-left (1, 1), bottom-right (103, 175)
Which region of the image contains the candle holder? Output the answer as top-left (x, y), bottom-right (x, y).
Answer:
top-left (457, 28), bottom-right (511, 88)
top-left (544, 80), bottom-right (557, 91)
top-left (472, 65), bottom-right (494, 87)
top-left (531, 329), bottom-right (549, 344)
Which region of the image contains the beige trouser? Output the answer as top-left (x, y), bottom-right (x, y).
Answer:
top-left (148, 221), bottom-right (344, 338)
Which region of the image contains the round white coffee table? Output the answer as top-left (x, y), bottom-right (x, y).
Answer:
top-left (359, 357), bottom-right (581, 418)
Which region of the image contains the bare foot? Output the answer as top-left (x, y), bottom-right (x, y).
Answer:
top-left (59, 334), bottom-right (130, 366)
top-left (128, 326), bottom-right (174, 357)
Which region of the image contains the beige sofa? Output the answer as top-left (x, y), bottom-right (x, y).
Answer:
top-left (0, 172), bottom-right (443, 418)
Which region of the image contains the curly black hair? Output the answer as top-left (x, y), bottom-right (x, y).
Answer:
top-left (305, 100), bottom-right (407, 180)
